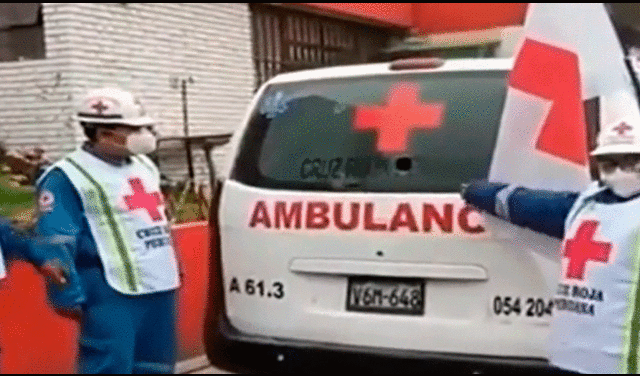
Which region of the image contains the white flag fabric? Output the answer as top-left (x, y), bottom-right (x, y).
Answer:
top-left (486, 3), bottom-right (640, 264)
top-left (486, 3), bottom-right (640, 258)
top-left (490, 3), bottom-right (639, 191)
top-left (485, 4), bottom-right (640, 373)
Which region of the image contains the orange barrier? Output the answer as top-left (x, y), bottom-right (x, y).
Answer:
top-left (0, 222), bottom-right (211, 373)
top-left (0, 261), bottom-right (79, 374)
top-left (173, 222), bottom-right (211, 361)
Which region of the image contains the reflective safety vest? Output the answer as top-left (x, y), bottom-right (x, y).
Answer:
top-left (42, 148), bottom-right (180, 295)
top-left (549, 182), bottom-right (640, 374)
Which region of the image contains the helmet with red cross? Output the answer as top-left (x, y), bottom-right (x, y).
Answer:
top-left (591, 116), bottom-right (640, 197)
top-left (76, 87), bottom-right (154, 127)
top-left (591, 116), bottom-right (640, 157)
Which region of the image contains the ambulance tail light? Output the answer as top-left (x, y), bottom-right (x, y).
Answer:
top-left (389, 57), bottom-right (445, 71)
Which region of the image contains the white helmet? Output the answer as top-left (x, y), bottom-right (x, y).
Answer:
top-left (591, 116), bottom-right (640, 156)
top-left (77, 87), bottom-right (154, 127)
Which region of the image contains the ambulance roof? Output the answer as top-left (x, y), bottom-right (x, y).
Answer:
top-left (267, 58), bottom-right (515, 85)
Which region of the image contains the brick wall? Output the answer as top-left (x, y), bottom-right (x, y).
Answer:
top-left (0, 3), bottom-right (254, 184)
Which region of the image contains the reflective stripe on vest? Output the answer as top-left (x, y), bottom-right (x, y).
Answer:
top-left (65, 157), bottom-right (138, 292)
top-left (622, 228), bottom-right (640, 373)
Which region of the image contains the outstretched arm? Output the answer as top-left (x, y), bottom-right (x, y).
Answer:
top-left (462, 180), bottom-right (580, 239)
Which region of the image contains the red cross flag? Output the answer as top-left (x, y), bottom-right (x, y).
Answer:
top-left (490, 3), bottom-right (640, 191)
top-left (485, 4), bottom-right (640, 267)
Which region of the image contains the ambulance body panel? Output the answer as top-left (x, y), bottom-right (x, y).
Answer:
top-left (220, 182), bottom-right (555, 358)
top-left (209, 58), bottom-right (557, 371)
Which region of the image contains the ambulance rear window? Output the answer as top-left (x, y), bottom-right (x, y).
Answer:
top-left (232, 70), bottom-right (508, 192)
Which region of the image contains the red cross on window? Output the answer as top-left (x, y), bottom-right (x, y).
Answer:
top-left (123, 178), bottom-right (163, 222)
top-left (353, 82), bottom-right (445, 154)
top-left (563, 220), bottom-right (612, 280)
top-left (613, 122), bottom-right (633, 136)
top-left (91, 100), bottom-right (109, 115)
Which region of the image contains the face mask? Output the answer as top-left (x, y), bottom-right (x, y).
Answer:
top-left (126, 129), bottom-right (156, 155)
top-left (601, 167), bottom-right (640, 197)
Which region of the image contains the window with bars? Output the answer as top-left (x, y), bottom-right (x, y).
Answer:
top-left (0, 3), bottom-right (44, 62)
top-left (250, 4), bottom-right (404, 89)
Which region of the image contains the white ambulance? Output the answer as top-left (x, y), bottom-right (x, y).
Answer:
top-left (205, 4), bottom-right (640, 373)
top-left (205, 57), bottom-right (548, 373)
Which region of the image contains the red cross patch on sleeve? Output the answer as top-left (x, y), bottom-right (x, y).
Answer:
top-left (38, 190), bottom-right (55, 213)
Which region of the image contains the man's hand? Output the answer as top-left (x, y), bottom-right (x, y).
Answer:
top-left (39, 259), bottom-right (69, 285)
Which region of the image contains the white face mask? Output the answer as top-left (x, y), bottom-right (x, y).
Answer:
top-left (601, 167), bottom-right (640, 197)
top-left (126, 128), bottom-right (156, 155)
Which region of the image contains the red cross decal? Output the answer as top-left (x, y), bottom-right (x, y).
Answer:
top-left (613, 121), bottom-right (633, 136)
top-left (123, 178), bottom-right (163, 221)
top-left (91, 100), bottom-right (109, 115)
top-left (563, 220), bottom-right (612, 280)
top-left (353, 82), bottom-right (445, 154)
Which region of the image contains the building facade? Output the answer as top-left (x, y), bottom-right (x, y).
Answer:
top-left (0, 3), bottom-right (254, 184)
top-left (0, 3), bottom-right (528, 186)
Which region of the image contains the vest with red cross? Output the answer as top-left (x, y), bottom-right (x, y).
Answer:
top-left (548, 181), bottom-right (640, 373)
top-left (42, 148), bottom-right (180, 295)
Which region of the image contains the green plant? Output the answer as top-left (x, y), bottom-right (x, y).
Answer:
top-left (162, 180), bottom-right (210, 224)
top-left (0, 164), bottom-right (37, 225)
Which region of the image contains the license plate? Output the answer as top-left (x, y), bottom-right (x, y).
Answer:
top-left (346, 277), bottom-right (425, 315)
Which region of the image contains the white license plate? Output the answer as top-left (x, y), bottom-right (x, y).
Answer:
top-left (346, 277), bottom-right (425, 315)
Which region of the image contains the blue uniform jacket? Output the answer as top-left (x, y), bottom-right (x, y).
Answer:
top-left (460, 180), bottom-right (636, 239)
top-left (462, 180), bottom-right (640, 239)
top-left (33, 166), bottom-right (95, 310)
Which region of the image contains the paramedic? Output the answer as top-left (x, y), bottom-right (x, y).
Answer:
top-left (462, 117), bottom-right (640, 374)
top-left (34, 87), bottom-right (181, 374)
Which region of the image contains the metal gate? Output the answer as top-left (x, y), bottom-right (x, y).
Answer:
top-left (250, 4), bottom-right (405, 88)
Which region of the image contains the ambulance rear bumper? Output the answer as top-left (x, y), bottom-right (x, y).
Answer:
top-left (207, 311), bottom-right (553, 374)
